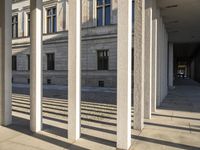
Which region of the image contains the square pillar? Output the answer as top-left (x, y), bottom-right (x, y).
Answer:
top-left (30, 0), bottom-right (43, 132)
top-left (156, 10), bottom-right (162, 106)
top-left (168, 43), bottom-right (174, 88)
top-left (117, 0), bottom-right (132, 149)
top-left (134, 0), bottom-right (145, 130)
top-left (144, 0), bottom-right (153, 119)
top-left (68, 0), bottom-right (81, 141)
top-left (151, 0), bottom-right (158, 112)
top-left (0, 0), bottom-right (12, 126)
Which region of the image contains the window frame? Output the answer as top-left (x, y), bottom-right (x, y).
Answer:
top-left (27, 54), bottom-right (30, 71)
top-left (27, 13), bottom-right (31, 37)
top-left (47, 53), bottom-right (55, 71)
top-left (96, 0), bottom-right (111, 26)
top-left (12, 15), bottom-right (18, 38)
top-left (46, 7), bottom-right (57, 34)
top-left (97, 50), bottom-right (109, 70)
top-left (12, 55), bottom-right (17, 71)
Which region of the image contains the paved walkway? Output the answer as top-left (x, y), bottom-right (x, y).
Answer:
top-left (132, 79), bottom-right (200, 150)
top-left (12, 84), bottom-right (117, 104)
top-left (0, 80), bottom-right (199, 150)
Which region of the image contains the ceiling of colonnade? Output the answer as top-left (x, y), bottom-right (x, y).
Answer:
top-left (157, 0), bottom-right (200, 43)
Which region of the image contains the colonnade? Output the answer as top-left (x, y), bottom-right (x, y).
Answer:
top-left (0, 0), bottom-right (172, 149)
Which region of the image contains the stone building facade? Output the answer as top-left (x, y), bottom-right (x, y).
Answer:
top-left (12, 0), bottom-right (134, 87)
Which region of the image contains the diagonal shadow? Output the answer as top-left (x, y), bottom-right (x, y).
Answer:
top-left (131, 135), bottom-right (200, 150)
top-left (9, 116), bottom-right (88, 150)
top-left (145, 122), bottom-right (200, 133)
top-left (152, 113), bottom-right (200, 121)
top-left (11, 116), bottom-right (116, 148)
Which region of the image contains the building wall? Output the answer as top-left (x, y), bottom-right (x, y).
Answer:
top-left (12, 0), bottom-right (134, 88)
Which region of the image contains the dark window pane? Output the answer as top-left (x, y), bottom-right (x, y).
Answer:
top-left (27, 55), bottom-right (30, 70)
top-left (27, 14), bottom-right (30, 36)
top-left (105, 0), bottom-right (110, 4)
top-left (97, 7), bottom-right (103, 26)
top-left (46, 7), bottom-right (57, 33)
top-left (16, 23), bottom-right (18, 37)
top-left (12, 24), bottom-right (14, 38)
top-left (97, 50), bottom-right (109, 70)
top-left (97, 0), bottom-right (103, 6)
top-left (28, 21), bottom-right (30, 36)
top-left (28, 13), bottom-right (30, 19)
top-left (12, 16), bottom-right (18, 38)
top-left (47, 17), bottom-right (51, 33)
top-left (12, 56), bottom-right (17, 71)
top-left (105, 6), bottom-right (111, 25)
top-left (47, 53), bottom-right (55, 70)
top-left (53, 8), bottom-right (56, 14)
top-left (47, 9), bottom-right (51, 15)
top-left (53, 16), bottom-right (57, 32)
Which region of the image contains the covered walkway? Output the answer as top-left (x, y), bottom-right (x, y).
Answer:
top-left (0, 0), bottom-right (200, 149)
top-left (132, 79), bottom-right (200, 149)
top-left (0, 79), bottom-right (199, 150)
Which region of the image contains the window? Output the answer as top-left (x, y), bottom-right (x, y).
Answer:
top-left (47, 7), bottom-right (57, 33)
top-left (27, 54), bottom-right (30, 70)
top-left (47, 53), bottom-right (55, 70)
top-left (97, 50), bottom-right (109, 70)
top-left (97, 0), bottom-right (111, 26)
top-left (12, 15), bottom-right (18, 38)
top-left (99, 81), bottom-right (105, 87)
top-left (27, 13), bottom-right (30, 36)
top-left (12, 56), bottom-right (17, 71)
top-left (47, 79), bottom-right (51, 85)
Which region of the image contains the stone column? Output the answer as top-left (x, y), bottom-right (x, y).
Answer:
top-left (134, 0), bottom-right (145, 130)
top-left (0, 0), bottom-right (12, 126)
top-left (68, 0), bottom-right (81, 141)
top-left (117, 0), bottom-right (132, 149)
top-left (151, 0), bottom-right (157, 112)
top-left (30, 0), bottom-right (43, 132)
top-left (156, 10), bottom-right (161, 106)
top-left (168, 43), bottom-right (174, 88)
top-left (144, 0), bottom-right (153, 119)
top-left (160, 21), bottom-right (164, 102)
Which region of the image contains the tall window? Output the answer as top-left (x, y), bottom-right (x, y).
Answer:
top-left (47, 53), bottom-right (55, 70)
top-left (27, 54), bottom-right (30, 70)
top-left (27, 13), bottom-right (30, 36)
top-left (97, 0), bottom-right (111, 26)
top-left (47, 7), bottom-right (57, 33)
top-left (12, 56), bottom-right (17, 71)
top-left (97, 50), bottom-right (109, 70)
top-left (12, 15), bottom-right (18, 38)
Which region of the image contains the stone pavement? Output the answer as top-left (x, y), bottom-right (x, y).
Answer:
top-left (131, 80), bottom-right (200, 150)
top-left (0, 80), bottom-right (199, 150)
top-left (12, 84), bottom-right (117, 104)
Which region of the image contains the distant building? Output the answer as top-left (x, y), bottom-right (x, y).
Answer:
top-left (12, 0), bottom-right (135, 87)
